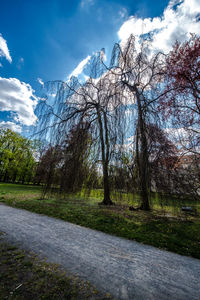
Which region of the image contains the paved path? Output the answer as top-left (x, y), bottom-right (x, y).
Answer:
top-left (0, 204), bottom-right (200, 300)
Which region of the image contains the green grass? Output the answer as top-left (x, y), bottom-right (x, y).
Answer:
top-left (0, 183), bottom-right (200, 259)
top-left (0, 183), bottom-right (42, 194)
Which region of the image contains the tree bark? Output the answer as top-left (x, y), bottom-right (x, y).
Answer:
top-left (97, 107), bottom-right (113, 205)
top-left (136, 88), bottom-right (150, 210)
top-left (127, 84), bottom-right (150, 210)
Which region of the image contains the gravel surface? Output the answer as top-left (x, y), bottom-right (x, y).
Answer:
top-left (0, 204), bottom-right (200, 300)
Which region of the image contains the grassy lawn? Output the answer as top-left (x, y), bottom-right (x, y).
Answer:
top-left (0, 233), bottom-right (111, 300)
top-left (0, 183), bottom-right (200, 259)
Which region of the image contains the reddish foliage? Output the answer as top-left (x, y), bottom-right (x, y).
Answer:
top-left (147, 123), bottom-right (178, 167)
top-left (167, 36), bottom-right (200, 89)
top-left (160, 35), bottom-right (200, 127)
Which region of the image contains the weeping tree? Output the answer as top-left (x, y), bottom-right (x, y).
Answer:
top-left (36, 52), bottom-right (123, 205)
top-left (59, 121), bottom-right (92, 193)
top-left (37, 35), bottom-right (199, 208)
top-left (35, 122), bottom-right (93, 196)
top-left (108, 35), bottom-right (168, 210)
top-left (40, 144), bottom-right (63, 197)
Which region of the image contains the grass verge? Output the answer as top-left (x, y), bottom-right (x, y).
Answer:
top-left (0, 232), bottom-right (112, 300)
top-left (0, 183), bottom-right (200, 259)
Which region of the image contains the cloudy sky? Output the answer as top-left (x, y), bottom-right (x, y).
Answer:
top-left (0, 0), bottom-right (200, 135)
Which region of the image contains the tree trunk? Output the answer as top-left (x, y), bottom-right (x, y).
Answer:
top-left (97, 107), bottom-right (113, 205)
top-left (127, 85), bottom-right (150, 210)
top-left (102, 160), bottom-right (112, 205)
top-left (12, 172), bottom-right (17, 183)
top-left (3, 169), bottom-right (8, 182)
top-left (136, 88), bottom-right (150, 210)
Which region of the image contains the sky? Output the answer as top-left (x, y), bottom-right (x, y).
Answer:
top-left (0, 0), bottom-right (200, 135)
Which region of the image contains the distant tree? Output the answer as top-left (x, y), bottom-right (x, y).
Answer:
top-left (0, 128), bottom-right (36, 183)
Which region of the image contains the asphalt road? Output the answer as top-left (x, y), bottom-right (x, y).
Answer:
top-left (0, 204), bottom-right (200, 300)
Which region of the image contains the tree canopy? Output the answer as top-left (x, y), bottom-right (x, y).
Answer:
top-left (0, 128), bottom-right (37, 184)
top-left (34, 34), bottom-right (200, 208)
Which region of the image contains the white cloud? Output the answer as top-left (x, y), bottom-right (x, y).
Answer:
top-left (16, 57), bottom-right (24, 69)
top-left (83, 74), bottom-right (90, 81)
top-left (0, 121), bottom-right (22, 133)
top-left (100, 48), bottom-right (107, 62)
top-left (68, 55), bottom-right (91, 78)
top-left (0, 34), bottom-right (12, 63)
top-left (19, 57), bottom-right (24, 63)
top-left (118, 0), bottom-right (200, 53)
top-left (49, 93), bottom-right (56, 97)
top-left (0, 77), bottom-right (38, 126)
top-left (164, 126), bottom-right (200, 153)
top-left (125, 135), bottom-right (135, 143)
top-left (38, 97), bottom-right (47, 101)
top-left (37, 77), bottom-right (44, 86)
top-left (80, 0), bottom-right (94, 8)
top-left (119, 7), bottom-right (128, 19)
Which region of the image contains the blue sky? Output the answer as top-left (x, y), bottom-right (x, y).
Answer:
top-left (0, 0), bottom-right (200, 135)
